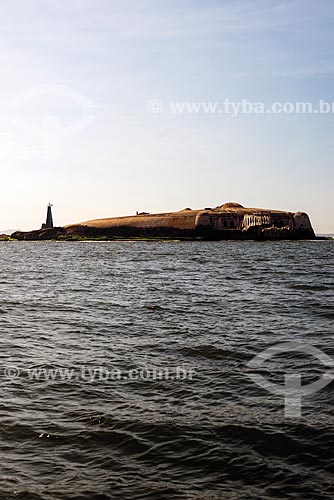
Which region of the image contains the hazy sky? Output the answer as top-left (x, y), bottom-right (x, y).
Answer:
top-left (0, 0), bottom-right (333, 232)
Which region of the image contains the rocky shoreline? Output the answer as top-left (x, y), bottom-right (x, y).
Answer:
top-left (8, 227), bottom-right (323, 242)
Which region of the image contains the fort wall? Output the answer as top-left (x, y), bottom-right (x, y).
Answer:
top-left (64, 202), bottom-right (315, 240)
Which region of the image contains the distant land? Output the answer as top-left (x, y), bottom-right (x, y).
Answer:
top-left (0, 229), bottom-right (19, 235)
top-left (9, 202), bottom-right (319, 241)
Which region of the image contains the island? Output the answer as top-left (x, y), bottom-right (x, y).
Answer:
top-left (11, 202), bottom-right (316, 241)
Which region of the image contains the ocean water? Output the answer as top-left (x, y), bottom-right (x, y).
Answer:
top-left (0, 240), bottom-right (333, 500)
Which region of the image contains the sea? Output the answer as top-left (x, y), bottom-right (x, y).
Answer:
top-left (0, 240), bottom-right (333, 500)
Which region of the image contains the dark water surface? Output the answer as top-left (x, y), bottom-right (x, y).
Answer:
top-left (0, 241), bottom-right (333, 500)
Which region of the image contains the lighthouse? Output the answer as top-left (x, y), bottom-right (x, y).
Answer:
top-left (42, 203), bottom-right (54, 229)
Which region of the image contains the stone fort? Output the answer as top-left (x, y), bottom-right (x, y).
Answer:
top-left (64, 202), bottom-right (315, 240)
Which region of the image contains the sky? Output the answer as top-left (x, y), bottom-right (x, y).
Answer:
top-left (0, 0), bottom-right (333, 233)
